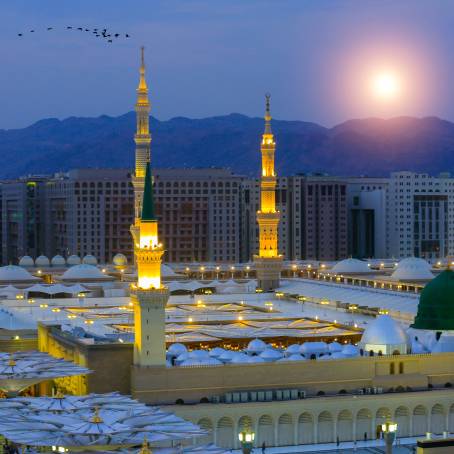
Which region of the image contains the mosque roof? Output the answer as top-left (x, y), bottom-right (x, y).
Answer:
top-left (35, 255), bottom-right (50, 267)
top-left (51, 255), bottom-right (66, 266)
top-left (18, 256), bottom-right (34, 267)
top-left (0, 265), bottom-right (40, 283)
top-left (82, 255), bottom-right (98, 265)
top-left (61, 264), bottom-right (111, 281)
top-left (113, 253), bottom-right (128, 267)
top-left (391, 257), bottom-right (434, 281)
top-left (331, 258), bottom-right (371, 274)
top-left (411, 269), bottom-right (454, 331)
top-left (361, 315), bottom-right (407, 345)
top-left (67, 255), bottom-right (81, 266)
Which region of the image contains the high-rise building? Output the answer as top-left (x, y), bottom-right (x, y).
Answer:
top-left (153, 168), bottom-right (244, 263)
top-left (346, 177), bottom-right (388, 259)
top-left (387, 171), bottom-right (454, 259)
top-left (254, 95), bottom-right (283, 290)
top-left (44, 168), bottom-right (134, 263)
top-left (0, 176), bottom-right (48, 264)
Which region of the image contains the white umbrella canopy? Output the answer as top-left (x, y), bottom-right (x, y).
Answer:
top-left (0, 393), bottom-right (207, 450)
top-left (0, 351), bottom-right (90, 395)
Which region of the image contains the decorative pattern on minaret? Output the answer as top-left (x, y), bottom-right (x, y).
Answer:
top-left (257, 94), bottom-right (280, 258)
top-left (133, 46), bottom-right (151, 220)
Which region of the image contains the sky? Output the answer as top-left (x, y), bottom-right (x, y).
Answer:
top-left (1, 0), bottom-right (453, 129)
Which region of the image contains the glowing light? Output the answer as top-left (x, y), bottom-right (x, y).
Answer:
top-left (372, 72), bottom-right (401, 100)
top-left (138, 276), bottom-right (161, 290)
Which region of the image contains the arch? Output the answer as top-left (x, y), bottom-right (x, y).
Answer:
top-left (394, 406), bottom-right (410, 437)
top-left (197, 418), bottom-right (214, 445)
top-left (297, 412), bottom-right (314, 445)
top-left (238, 416), bottom-right (253, 432)
top-left (257, 415), bottom-right (274, 447)
top-left (376, 407), bottom-right (391, 426)
top-left (413, 405), bottom-right (428, 436)
top-left (318, 411), bottom-right (334, 443)
top-left (216, 417), bottom-right (234, 448)
top-left (356, 408), bottom-right (372, 441)
top-left (277, 414), bottom-right (293, 446)
top-left (337, 410), bottom-right (353, 442)
top-left (431, 404), bottom-right (445, 434)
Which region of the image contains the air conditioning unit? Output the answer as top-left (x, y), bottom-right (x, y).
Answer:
top-left (282, 390), bottom-right (290, 400)
top-left (366, 387), bottom-right (372, 394)
top-left (290, 389), bottom-right (298, 400)
top-left (249, 391), bottom-right (257, 402)
top-left (224, 393), bottom-right (232, 403)
top-left (275, 390), bottom-right (283, 401)
top-left (240, 392), bottom-right (248, 402)
top-left (265, 391), bottom-right (273, 401)
top-left (257, 391), bottom-right (265, 402)
top-left (211, 396), bottom-right (220, 403)
top-left (232, 393), bottom-right (240, 403)
top-left (377, 387), bottom-right (383, 394)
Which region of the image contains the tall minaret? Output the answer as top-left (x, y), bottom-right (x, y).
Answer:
top-left (253, 94), bottom-right (283, 291)
top-left (132, 161), bottom-right (169, 367)
top-left (131, 47), bottom-right (151, 250)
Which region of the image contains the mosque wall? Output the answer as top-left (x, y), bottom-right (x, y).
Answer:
top-left (131, 353), bottom-right (454, 405)
top-left (167, 389), bottom-right (454, 450)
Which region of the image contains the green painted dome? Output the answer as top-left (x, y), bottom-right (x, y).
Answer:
top-left (411, 269), bottom-right (454, 331)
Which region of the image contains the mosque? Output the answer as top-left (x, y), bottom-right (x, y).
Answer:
top-left (4, 49), bottom-right (454, 451)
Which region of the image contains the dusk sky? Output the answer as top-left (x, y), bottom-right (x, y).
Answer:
top-left (1, 0), bottom-right (453, 129)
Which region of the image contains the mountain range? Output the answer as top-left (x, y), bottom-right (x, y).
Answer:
top-left (1, 112), bottom-right (454, 178)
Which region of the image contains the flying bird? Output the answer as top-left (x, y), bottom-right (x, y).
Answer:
top-left (47, 27), bottom-right (53, 30)
top-left (18, 33), bottom-right (23, 36)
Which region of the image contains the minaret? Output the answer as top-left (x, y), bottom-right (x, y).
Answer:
top-left (253, 94), bottom-right (283, 291)
top-left (131, 46), bottom-right (152, 250)
top-left (132, 161), bottom-right (169, 367)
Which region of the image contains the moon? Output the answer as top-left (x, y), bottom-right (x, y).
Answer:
top-left (372, 71), bottom-right (401, 101)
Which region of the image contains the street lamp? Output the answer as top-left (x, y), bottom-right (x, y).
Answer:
top-left (381, 420), bottom-right (398, 454)
top-left (215, 266), bottom-right (220, 280)
top-left (245, 265), bottom-right (250, 279)
top-left (230, 265), bottom-right (235, 278)
top-left (200, 266), bottom-right (205, 280)
top-left (238, 427), bottom-right (255, 454)
top-left (292, 264), bottom-right (297, 277)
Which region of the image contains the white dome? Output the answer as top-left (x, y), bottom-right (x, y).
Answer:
top-left (300, 342), bottom-right (328, 355)
top-left (112, 253), bottom-right (128, 267)
top-left (18, 256), bottom-right (34, 267)
top-left (208, 347), bottom-right (225, 358)
top-left (285, 344), bottom-right (301, 356)
top-left (67, 255), bottom-right (81, 266)
top-left (82, 255), bottom-right (98, 265)
top-left (328, 341), bottom-right (343, 353)
top-left (168, 343), bottom-right (188, 356)
top-left (0, 265), bottom-right (39, 282)
top-left (51, 255), bottom-right (66, 266)
top-left (35, 255), bottom-right (50, 267)
top-left (246, 356), bottom-right (266, 363)
top-left (230, 353), bottom-right (250, 364)
top-left (331, 258), bottom-right (370, 274)
top-left (342, 344), bottom-right (359, 357)
top-left (431, 335), bottom-right (454, 353)
top-left (391, 257), bottom-right (434, 281)
top-left (246, 338), bottom-right (267, 354)
top-left (61, 264), bottom-right (108, 281)
top-left (218, 350), bottom-right (235, 363)
top-left (259, 349), bottom-right (283, 361)
top-left (361, 315), bottom-right (407, 345)
top-left (188, 350), bottom-right (210, 360)
top-left (278, 353), bottom-right (306, 362)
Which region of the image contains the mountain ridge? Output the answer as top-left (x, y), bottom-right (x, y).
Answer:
top-left (1, 113), bottom-right (454, 178)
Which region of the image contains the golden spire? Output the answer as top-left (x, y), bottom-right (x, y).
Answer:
top-left (138, 46), bottom-right (147, 91)
top-left (139, 435), bottom-right (152, 454)
top-left (264, 93), bottom-right (272, 134)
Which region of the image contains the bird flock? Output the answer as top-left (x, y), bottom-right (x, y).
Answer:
top-left (17, 26), bottom-right (131, 43)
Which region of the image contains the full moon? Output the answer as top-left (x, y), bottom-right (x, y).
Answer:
top-left (372, 72), bottom-right (401, 100)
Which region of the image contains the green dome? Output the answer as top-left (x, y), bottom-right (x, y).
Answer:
top-left (411, 269), bottom-right (454, 331)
